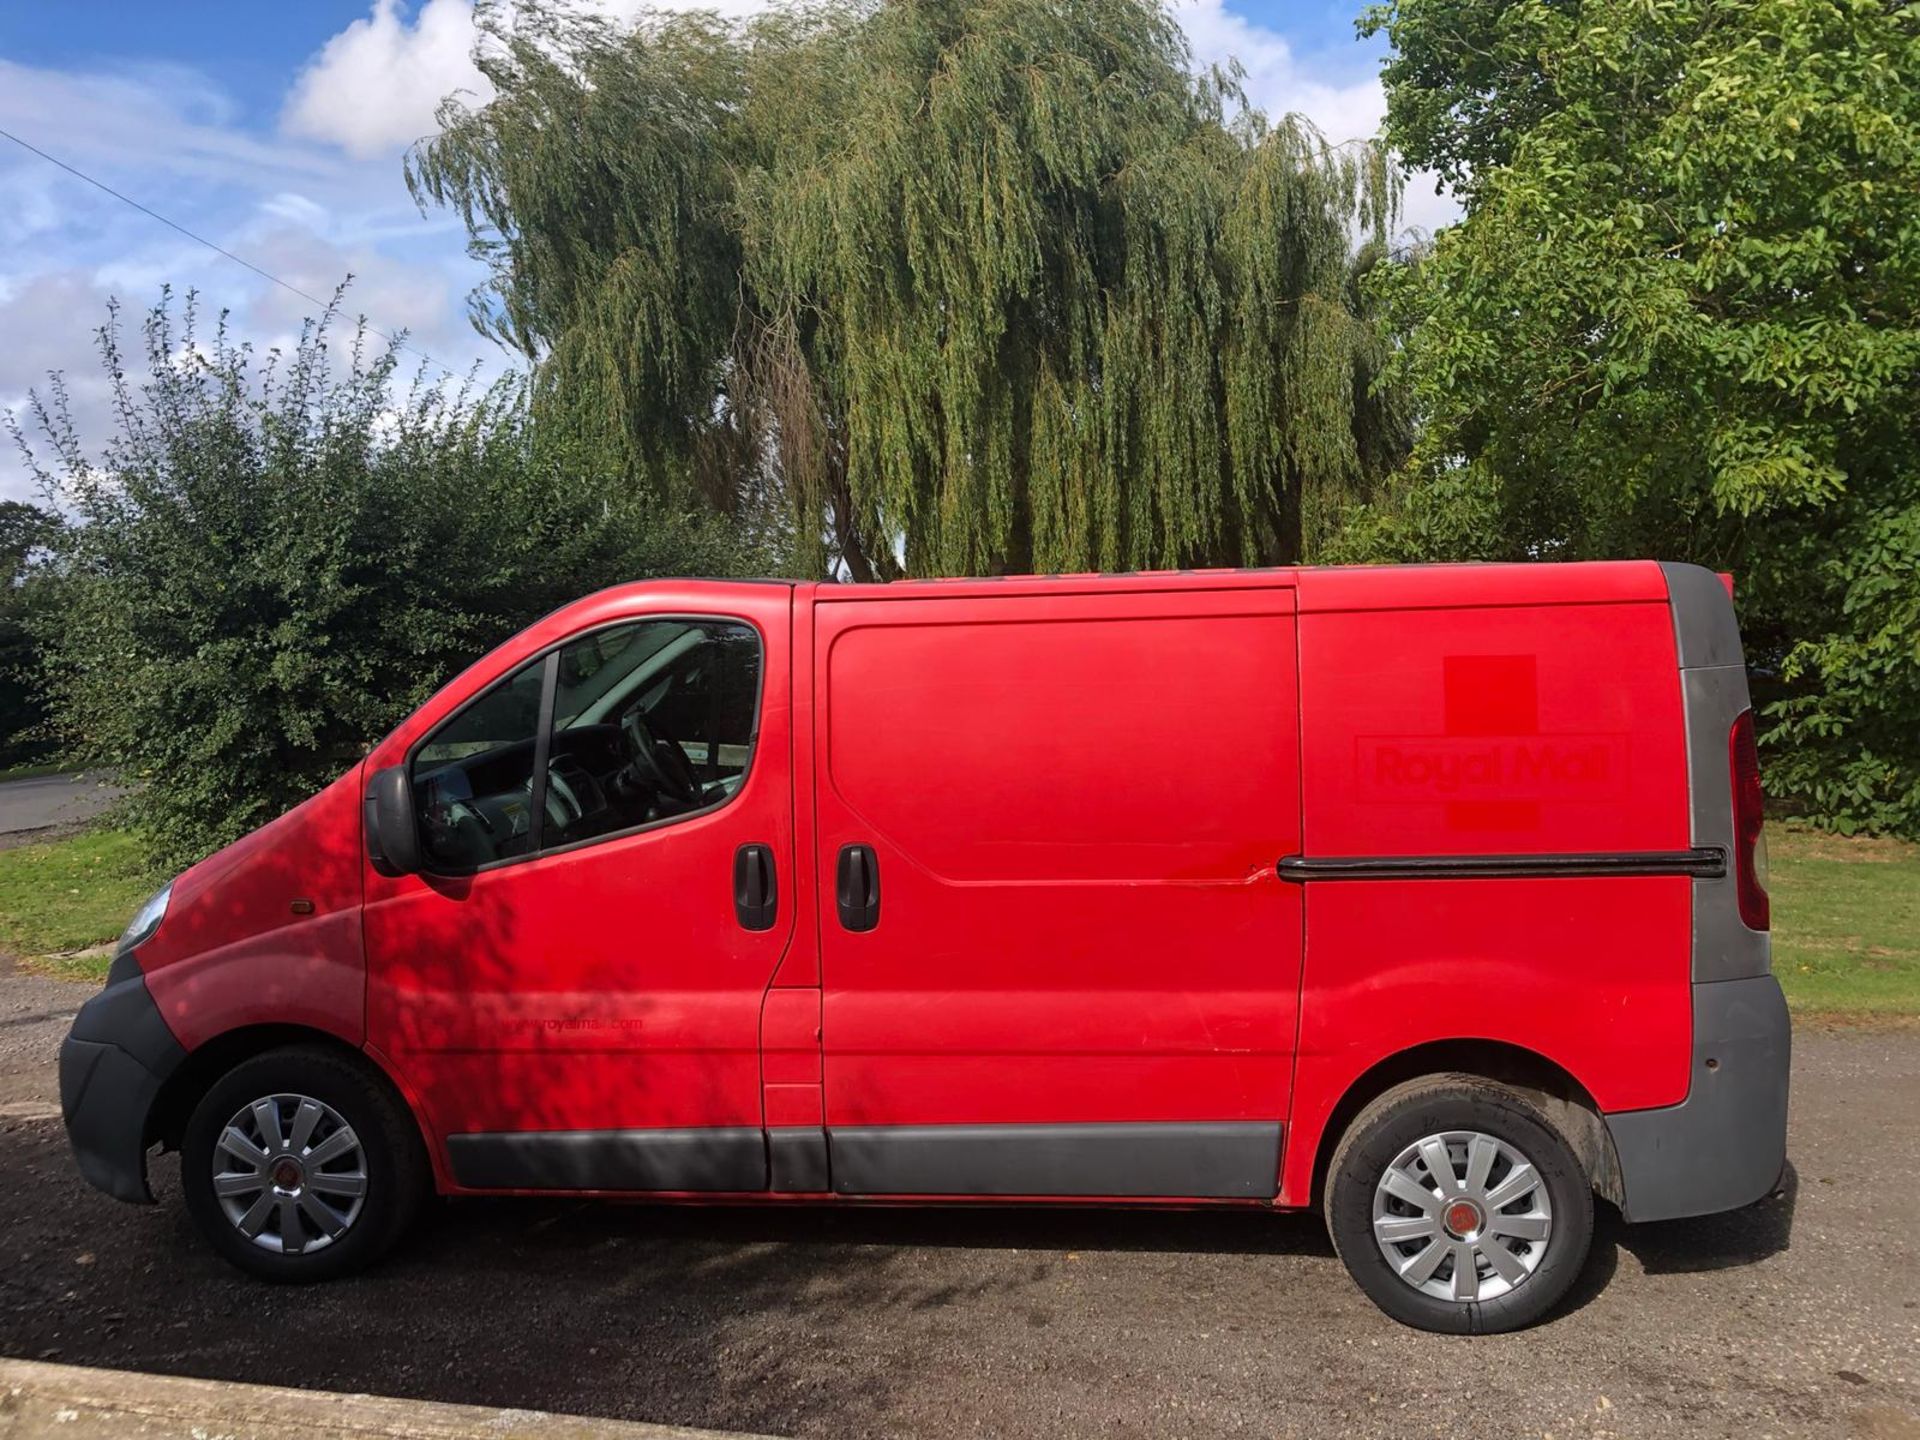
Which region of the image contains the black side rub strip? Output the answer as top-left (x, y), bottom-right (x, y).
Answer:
top-left (1277, 847), bottom-right (1726, 882)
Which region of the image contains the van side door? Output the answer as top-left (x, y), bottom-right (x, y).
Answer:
top-left (361, 586), bottom-right (795, 1192)
top-left (813, 582), bottom-right (1303, 1199)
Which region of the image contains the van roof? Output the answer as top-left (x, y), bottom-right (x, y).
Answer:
top-left (806, 560), bottom-right (1672, 611)
top-left (577, 560), bottom-right (1674, 614)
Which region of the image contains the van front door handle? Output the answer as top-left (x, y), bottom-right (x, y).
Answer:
top-left (836, 844), bottom-right (880, 932)
top-left (733, 843), bottom-right (777, 931)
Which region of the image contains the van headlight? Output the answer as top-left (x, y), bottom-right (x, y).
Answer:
top-left (117, 881), bottom-right (173, 956)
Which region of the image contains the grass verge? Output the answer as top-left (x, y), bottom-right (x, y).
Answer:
top-left (0, 825), bottom-right (1915, 1016)
top-left (0, 761), bottom-right (71, 783)
top-left (0, 829), bottom-right (153, 980)
top-left (1769, 825), bottom-right (1920, 1021)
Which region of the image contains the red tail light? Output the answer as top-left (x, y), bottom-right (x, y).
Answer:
top-left (1729, 710), bottom-right (1770, 931)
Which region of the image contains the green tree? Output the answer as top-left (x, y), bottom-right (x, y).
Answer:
top-left (410, 0), bottom-right (1408, 579)
top-left (0, 499), bottom-right (61, 767)
top-left (13, 290), bottom-right (746, 868)
top-left (1349, 0), bottom-right (1920, 834)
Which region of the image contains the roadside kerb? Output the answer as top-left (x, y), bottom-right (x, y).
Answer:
top-left (0, 1358), bottom-right (782, 1440)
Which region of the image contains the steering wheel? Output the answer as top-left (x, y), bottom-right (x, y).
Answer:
top-left (619, 709), bottom-right (702, 805)
top-left (541, 764), bottom-right (585, 832)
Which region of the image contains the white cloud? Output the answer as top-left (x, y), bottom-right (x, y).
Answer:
top-left (259, 192), bottom-right (333, 230)
top-left (1395, 171), bottom-right (1459, 241)
top-left (1172, 0), bottom-right (1379, 141)
top-left (282, 0), bottom-right (494, 160)
top-left (1167, 0), bottom-right (1457, 239)
top-left (238, 223), bottom-right (458, 341)
top-left (278, 0), bottom-right (774, 163)
top-left (0, 59), bottom-right (340, 199)
top-left (0, 50), bottom-right (513, 503)
top-left (0, 270), bottom-right (121, 505)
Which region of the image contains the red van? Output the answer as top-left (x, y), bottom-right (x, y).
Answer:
top-left (60, 561), bottom-right (1787, 1332)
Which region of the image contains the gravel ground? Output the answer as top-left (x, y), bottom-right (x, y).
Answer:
top-left (1, 964), bottom-right (1916, 1440)
top-left (0, 958), bottom-right (78, 1113)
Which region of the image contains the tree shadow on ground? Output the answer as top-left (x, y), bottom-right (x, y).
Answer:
top-left (0, 1123), bottom-right (1345, 1438)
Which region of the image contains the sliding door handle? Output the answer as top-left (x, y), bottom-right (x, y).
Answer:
top-left (836, 844), bottom-right (880, 932)
top-left (733, 843), bottom-right (777, 931)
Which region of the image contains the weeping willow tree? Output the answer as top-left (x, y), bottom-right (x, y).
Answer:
top-left (411, 0), bottom-right (1407, 578)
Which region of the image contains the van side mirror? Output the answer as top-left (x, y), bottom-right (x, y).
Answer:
top-left (365, 765), bottom-right (423, 877)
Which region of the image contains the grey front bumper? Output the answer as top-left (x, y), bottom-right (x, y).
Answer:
top-left (58, 965), bottom-right (186, 1205)
top-left (1603, 974), bottom-right (1790, 1223)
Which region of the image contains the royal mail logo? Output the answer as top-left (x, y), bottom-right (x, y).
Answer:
top-left (1357, 734), bottom-right (1628, 801)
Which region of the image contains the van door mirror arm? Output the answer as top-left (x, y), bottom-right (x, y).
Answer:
top-left (365, 765), bottom-right (424, 877)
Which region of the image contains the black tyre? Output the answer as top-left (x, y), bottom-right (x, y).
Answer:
top-left (180, 1045), bottom-right (429, 1282)
top-left (1325, 1075), bottom-right (1594, 1333)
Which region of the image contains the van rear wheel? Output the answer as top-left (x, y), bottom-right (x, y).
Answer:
top-left (1325, 1075), bottom-right (1593, 1333)
top-left (180, 1045), bottom-right (428, 1282)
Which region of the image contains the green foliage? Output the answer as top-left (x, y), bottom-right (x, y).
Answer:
top-left (1764, 485), bottom-right (1920, 834)
top-left (1350, 0), bottom-right (1920, 835)
top-left (0, 499), bottom-right (60, 766)
top-left (411, 0), bottom-right (1407, 578)
top-left (13, 290), bottom-right (747, 869)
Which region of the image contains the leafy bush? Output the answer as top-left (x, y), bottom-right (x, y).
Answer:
top-left (1761, 487), bottom-right (1920, 835)
top-left (13, 290), bottom-right (749, 869)
top-left (0, 500), bottom-right (59, 768)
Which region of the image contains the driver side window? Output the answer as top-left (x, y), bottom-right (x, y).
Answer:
top-left (409, 617), bottom-right (762, 873)
top-left (544, 619), bottom-right (761, 847)
top-left (411, 659), bottom-right (544, 871)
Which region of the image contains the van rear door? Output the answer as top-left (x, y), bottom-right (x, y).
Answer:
top-left (813, 580), bottom-right (1302, 1199)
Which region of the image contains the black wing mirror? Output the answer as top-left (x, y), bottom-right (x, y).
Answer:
top-left (365, 765), bottom-right (424, 877)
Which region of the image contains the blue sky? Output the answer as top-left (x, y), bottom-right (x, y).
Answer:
top-left (0, 0), bottom-right (1446, 504)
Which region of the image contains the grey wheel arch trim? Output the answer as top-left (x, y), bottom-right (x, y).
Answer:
top-left (59, 970), bottom-right (187, 1205)
top-left (1603, 974), bottom-right (1790, 1223)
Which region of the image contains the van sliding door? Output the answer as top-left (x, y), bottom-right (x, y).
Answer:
top-left (813, 583), bottom-right (1303, 1200)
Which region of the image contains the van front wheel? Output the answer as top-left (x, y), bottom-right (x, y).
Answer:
top-left (180, 1045), bottom-right (428, 1282)
top-left (1325, 1076), bottom-right (1594, 1333)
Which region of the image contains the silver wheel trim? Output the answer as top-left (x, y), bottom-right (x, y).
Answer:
top-left (1371, 1129), bottom-right (1553, 1303)
top-left (212, 1093), bottom-right (368, 1255)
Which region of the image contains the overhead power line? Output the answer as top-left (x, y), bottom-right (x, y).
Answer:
top-left (0, 122), bottom-right (448, 372)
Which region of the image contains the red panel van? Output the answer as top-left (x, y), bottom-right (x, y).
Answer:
top-left (60, 561), bottom-right (1788, 1332)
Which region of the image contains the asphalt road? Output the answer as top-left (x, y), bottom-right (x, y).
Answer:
top-left (0, 772), bottom-right (126, 844)
top-left (1, 963), bottom-right (1915, 1440)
